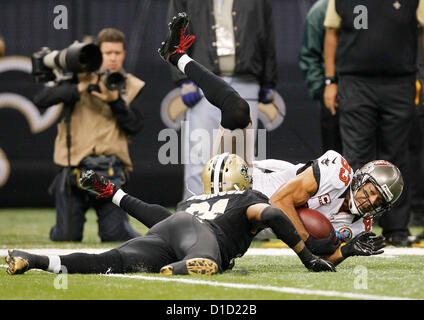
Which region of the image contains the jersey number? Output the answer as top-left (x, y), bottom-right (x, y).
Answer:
top-left (185, 199), bottom-right (230, 220)
top-left (339, 157), bottom-right (352, 186)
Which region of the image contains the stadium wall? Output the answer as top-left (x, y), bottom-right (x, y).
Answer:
top-left (0, 0), bottom-right (321, 207)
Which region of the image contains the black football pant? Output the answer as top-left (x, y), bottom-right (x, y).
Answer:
top-left (184, 59), bottom-right (251, 130)
top-left (337, 75), bottom-right (416, 237)
top-left (58, 212), bottom-right (222, 274)
top-left (408, 106), bottom-right (424, 224)
top-left (50, 169), bottom-right (140, 242)
top-left (319, 100), bottom-right (343, 154)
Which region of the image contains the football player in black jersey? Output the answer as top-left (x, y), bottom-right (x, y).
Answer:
top-left (6, 153), bottom-right (339, 275)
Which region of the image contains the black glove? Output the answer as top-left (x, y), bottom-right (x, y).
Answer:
top-left (341, 232), bottom-right (385, 258)
top-left (305, 257), bottom-right (336, 272)
top-left (305, 230), bottom-right (341, 255)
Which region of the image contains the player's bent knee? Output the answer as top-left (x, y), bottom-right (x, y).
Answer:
top-left (221, 95), bottom-right (250, 130)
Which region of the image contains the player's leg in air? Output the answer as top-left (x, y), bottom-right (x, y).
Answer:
top-left (158, 13), bottom-right (255, 168)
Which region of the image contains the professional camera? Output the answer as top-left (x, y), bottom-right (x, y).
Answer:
top-left (31, 41), bottom-right (102, 83)
top-left (87, 69), bottom-right (127, 93)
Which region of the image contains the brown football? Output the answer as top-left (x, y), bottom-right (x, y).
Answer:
top-left (297, 207), bottom-right (337, 243)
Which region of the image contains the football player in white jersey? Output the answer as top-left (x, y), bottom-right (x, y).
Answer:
top-left (253, 152), bottom-right (403, 244)
top-left (157, 14), bottom-right (403, 257)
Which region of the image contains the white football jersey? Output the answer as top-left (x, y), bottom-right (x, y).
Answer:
top-left (253, 150), bottom-right (371, 241)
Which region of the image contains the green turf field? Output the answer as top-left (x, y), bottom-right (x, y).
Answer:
top-left (1, 208), bottom-right (423, 301)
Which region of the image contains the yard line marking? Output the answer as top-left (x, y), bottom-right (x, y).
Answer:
top-left (103, 273), bottom-right (415, 300)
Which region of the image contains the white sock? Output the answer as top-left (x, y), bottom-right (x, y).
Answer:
top-left (112, 189), bottom-right (127, 206)
top-left (177, 54), bottom-right (193, 74)
top-left (47, 255), bottom-right (62, 274)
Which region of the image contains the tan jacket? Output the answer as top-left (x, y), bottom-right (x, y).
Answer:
top-left (53, 73), bottom-right (145, 171)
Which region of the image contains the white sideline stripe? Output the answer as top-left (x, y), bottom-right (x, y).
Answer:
top-left (1, 247), bottom-right (423, 257)
top-left (103, 273), bottom-right (414, 300)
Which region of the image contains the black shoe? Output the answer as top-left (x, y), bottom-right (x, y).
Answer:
top-left (158, 12), bottom-right (195, 62)
top-left (385, 233), bottom-right (410, 247)
top-left (79, 170), bottom-right (116, 199)
top-left (416, 230), bottom-right (424, 240)
top-left (306, 258), bottom-right (337, 272)
top-left (5, 250), bottom-right (32, 275)
top-left (160, 258), bottom-right (219, 275)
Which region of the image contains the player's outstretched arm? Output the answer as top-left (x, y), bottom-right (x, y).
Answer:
top-left (246, 203), bottom-right (336, 272)
top-left (269, 166), bottom-right (339, 255)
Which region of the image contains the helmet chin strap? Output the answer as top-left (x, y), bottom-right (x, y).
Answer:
top-left (348, 187), bottom-right (361, 215)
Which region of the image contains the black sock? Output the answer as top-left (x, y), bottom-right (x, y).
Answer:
top-left (59, 249), bottom-right (123, 274)
top-left (31, 254), bottom-right (49, 270)
top-left (119, 194), bottom-right (172, 228)
top-left (169, 52), bottom-right (185, 66)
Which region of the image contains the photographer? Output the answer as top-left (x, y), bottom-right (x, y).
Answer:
top-left (33, 28), bottom-right (145, 242)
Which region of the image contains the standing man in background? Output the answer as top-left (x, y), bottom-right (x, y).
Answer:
top-left (323, 0), bottom-right (424, 246)
top-left (299, 0), bottom-right (342, 154)
top-left (166, 0), bottom-right (278, 199)
top-left (33, 28), bottom-right (145, 242)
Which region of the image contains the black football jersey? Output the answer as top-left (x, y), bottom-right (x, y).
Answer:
top-left (176, 189), bottom-right (270, 270)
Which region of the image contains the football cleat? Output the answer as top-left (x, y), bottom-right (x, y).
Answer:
top-left (79, 170), bottom-right (116, 199)
top-left (160, 258), bottom-right (218, 275)
top-left (158, 12), bottom-right (195, 62)
top-left (306, 258), bottom-right (336, 272)
top-left (5, 250), bottom-right (32, 275)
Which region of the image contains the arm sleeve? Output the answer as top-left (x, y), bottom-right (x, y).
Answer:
top-left (33, 82), bottom-right (80, 109)
top-left (323, 0), bottom-right (341, 28)
top-left (260, 206), bottom-right (303, 248)
top-left (109, 89), bottom-right (145, 136)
